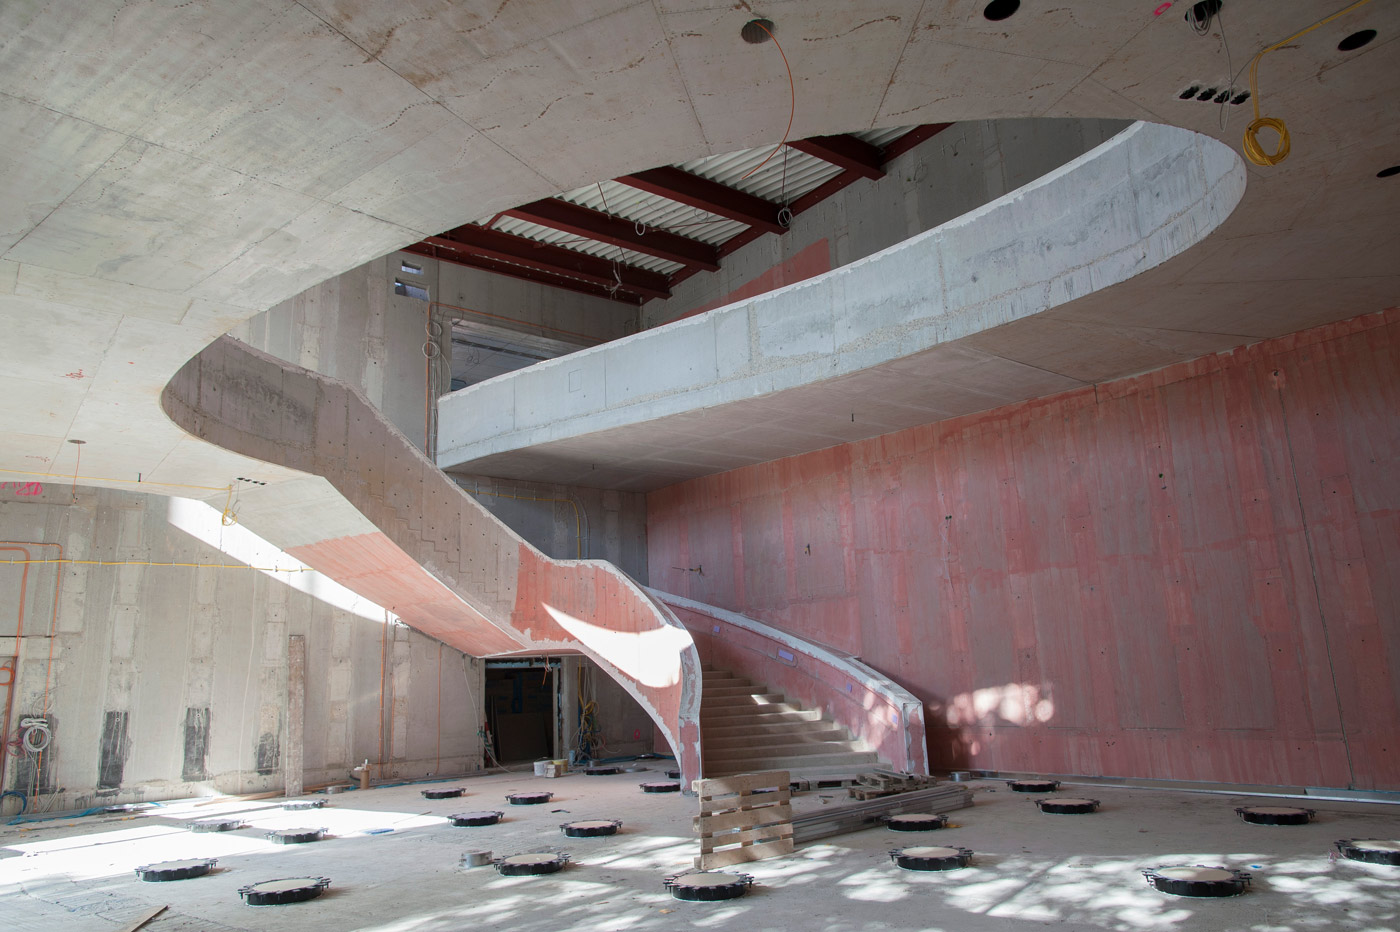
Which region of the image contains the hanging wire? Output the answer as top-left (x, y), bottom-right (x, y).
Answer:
top-left (1242, 0), bottom-right (1375, 167)
top-left (740, 20), bottom-right (796, 181)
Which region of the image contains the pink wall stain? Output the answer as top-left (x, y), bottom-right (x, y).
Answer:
top-left (649, 308), bottom-right (1400, 790)
top-left (671, 239), bottom-right (830, 322)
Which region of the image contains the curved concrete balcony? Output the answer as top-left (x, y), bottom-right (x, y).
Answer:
top-left (437, 122), bottom-right (1246, 490)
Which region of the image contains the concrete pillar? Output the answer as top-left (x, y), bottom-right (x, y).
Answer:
top-left (285, 634), bottom-right (305, 797)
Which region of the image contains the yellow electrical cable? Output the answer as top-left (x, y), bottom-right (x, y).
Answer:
top-left (0, 554), bottom-right (309, 570)
top-left (1243, 0), bottom-right (1375, 167)
top-left (0, 467), bottom-right (232, 494)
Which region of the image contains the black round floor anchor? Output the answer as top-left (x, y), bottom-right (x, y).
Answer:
top-left (665, 769), bottom-right (681, 780)
top-left (282, 799), bottom-right (327, 810)
top-left (561, 819), bottom-right (622, 837)
top-left (1142, 866), bottom-right (1251, 897)
top-left (421, 787), bottom-right (465, 800)
top-left (1335, 839), bottom-right (1400, 866)
top-left (266, 827), bottom-right (327, 845)
top-left (1236, 805), bottom-right (1313, 826)
top-left (890, 845), bottom-right (973, 872)
top-left (1036, 797), bottom-right (1100, 815)
top-left (640, 781), bottom-right (681, 793)
top-left (506, 791), bottom-right (553, 805)
top-left (449, 810), bottom-right (504, 827)
top-left (885, 813), bottom-right (948, 832)
top-left (494, 851), bottom-right (570, 876)
top-left (134, 858), bottom-right (217, 882)
top-left (586, 766), bottom-right (622, 776)
top-left (189, 818), bottom-right (243, 833)
top-left (664, 870), bottom-right (754, 901)
top-left (1008, 779), bottom-right (1060, 793)
top-left (238, 877), bottom-right (331, 906)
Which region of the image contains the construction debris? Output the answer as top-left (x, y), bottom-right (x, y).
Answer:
top-left (846, 769), bottom-right (942, 800)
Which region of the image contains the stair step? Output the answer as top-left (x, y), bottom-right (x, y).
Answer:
top-left (703, 684), bottom-right (771, 697)
top-left (701, 676), bottom-right (753, 689)
top-left (703, 726), bottom-right (850, 747)
top-left (705, 741), bottom-right (866, 762)
top-left (701, 692), bottom-right (785, 707)
top-left (705, 751), bottom-right (880, 774)
top-left (700, 708), bottom-right (821, 725)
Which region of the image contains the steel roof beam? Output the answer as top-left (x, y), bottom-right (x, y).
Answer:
top-left (402, 243), bottom-right (643, 305)
top-left (424, 226), bottom-right (671, 301)
top-left (506, 199), bottom-right (721, 271)
top-left (618, 166), bottom-right (787, 235)
top-left (788, 134), bottom-right (886, 180)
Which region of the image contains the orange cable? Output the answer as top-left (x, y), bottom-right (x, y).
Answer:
top-left (740, 22), bottom-right (796, 181)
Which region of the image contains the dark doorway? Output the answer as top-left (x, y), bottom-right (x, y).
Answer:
top-left (484, 662), bottom-right (555, 763)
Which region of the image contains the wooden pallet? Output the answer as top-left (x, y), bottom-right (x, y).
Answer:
top-left (693, 770), bottom-right (794, 869)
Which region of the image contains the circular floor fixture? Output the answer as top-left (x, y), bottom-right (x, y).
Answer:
top-left (422, 787), bottom-right (465, 800)
top-left (561, 819), bottom-right (621, 838)
top-left (494, 851), bottom-right (570, 876)
top-left (1142, 866), bottom-right (1250, 897)
top-left (449, 810), bottom-right (504, 827)
top-left (1008, 779), bottom-right (1060, 793)
top-left (1335, 839), bottom-right (1400, 866)
top-left (283, 799), bottom-right (327, 810)
top-left (891, 845), bottom-right (973, 872)
top-left (190, 818), bottom-right (243, 833)
top-left (886, 813), bottom-right (948, 832)
top-left (134, 858), bottom-right (217, 882)
top-left (1037, 797), bottom-right (1100, 815)
top-left (664, 870), bottom-right (754, 901)
top-left (640, 781), bottom-right (681, 793)
top-left (506, 791), bottom-right (553, 806)
top-left (1338, 29), bottom-right (1376, 52)
top-left (983, 0), bottom-right (1020, 21)
top-left (740, 18), bottom-right (774, 44)
top-left (586, 767), bottom-right (621, 776)
top-left (266, 827), bottom-right (326, 845)
top-left (665, 769), bottom-right (681, 780)
top-left (1236, 805), bottom-right (1313, 826)
top-left (1377, 166), bottom-right (1400, 178)
top-left (238, 877), bottom-right (331, 906)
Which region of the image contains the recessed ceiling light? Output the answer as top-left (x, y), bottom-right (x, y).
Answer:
top-left (1378, 165), bottom-right (1400, 178)
top-left (67, 438), bottom-right (86, 444)
top-left (741, 18), bottom-right (774, 44)
top-left (983, 0), bottom-right (1020, 21)
top-left (1337, 29), bottom-right (1376, 52)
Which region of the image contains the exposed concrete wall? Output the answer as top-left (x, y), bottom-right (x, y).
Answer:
top-left (648, 308), bottom-right (1400, 792)
top-left (643, 118), bottom-right (1130, 328)
top-left (0, 486), bottom-right (483, 812)
top-left (449, 473), bottom-right (648, 583)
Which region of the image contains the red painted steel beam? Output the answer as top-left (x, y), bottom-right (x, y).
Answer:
top-left (880, 123), bottom-right (954, 164)
top-left (788, 134), bottom-right (886, 180)
top-left (402, 243), bottom-right (642, 305)
top-left (618, 166), bottom-right (787, 236)
top-left (425, 226), bottom-right (671, 301)
top-left (506, 199), bottom-right (721, 271)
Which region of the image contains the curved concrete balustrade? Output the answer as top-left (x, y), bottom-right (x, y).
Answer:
top-left (658, 591), bottom-right (928, 776)
top-left (437, 122), bottom-right (1246, 489)
top-left (162, 336), bottom-right (702, 783)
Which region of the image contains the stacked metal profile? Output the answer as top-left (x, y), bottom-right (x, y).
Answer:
top-left (792, 783), bottom-right (974, 844)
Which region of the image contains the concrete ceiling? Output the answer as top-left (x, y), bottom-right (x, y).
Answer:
top-left (1, 1), bottom-right (1398, 504)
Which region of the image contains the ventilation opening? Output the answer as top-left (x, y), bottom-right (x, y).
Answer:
top-left (394, 279), bottom-right (430, 301)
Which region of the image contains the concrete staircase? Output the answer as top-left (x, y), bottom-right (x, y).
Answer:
top-left (701, 665), bottom-right (883, 777)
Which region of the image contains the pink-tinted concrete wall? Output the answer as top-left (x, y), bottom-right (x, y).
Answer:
top-left (649, 308), bottom-right (1400, 791)
top-left (671, 239), bottom-right (831, 322)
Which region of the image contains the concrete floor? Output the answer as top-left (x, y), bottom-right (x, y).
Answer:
top-left (3, 768), bottom-right (1399, 932)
